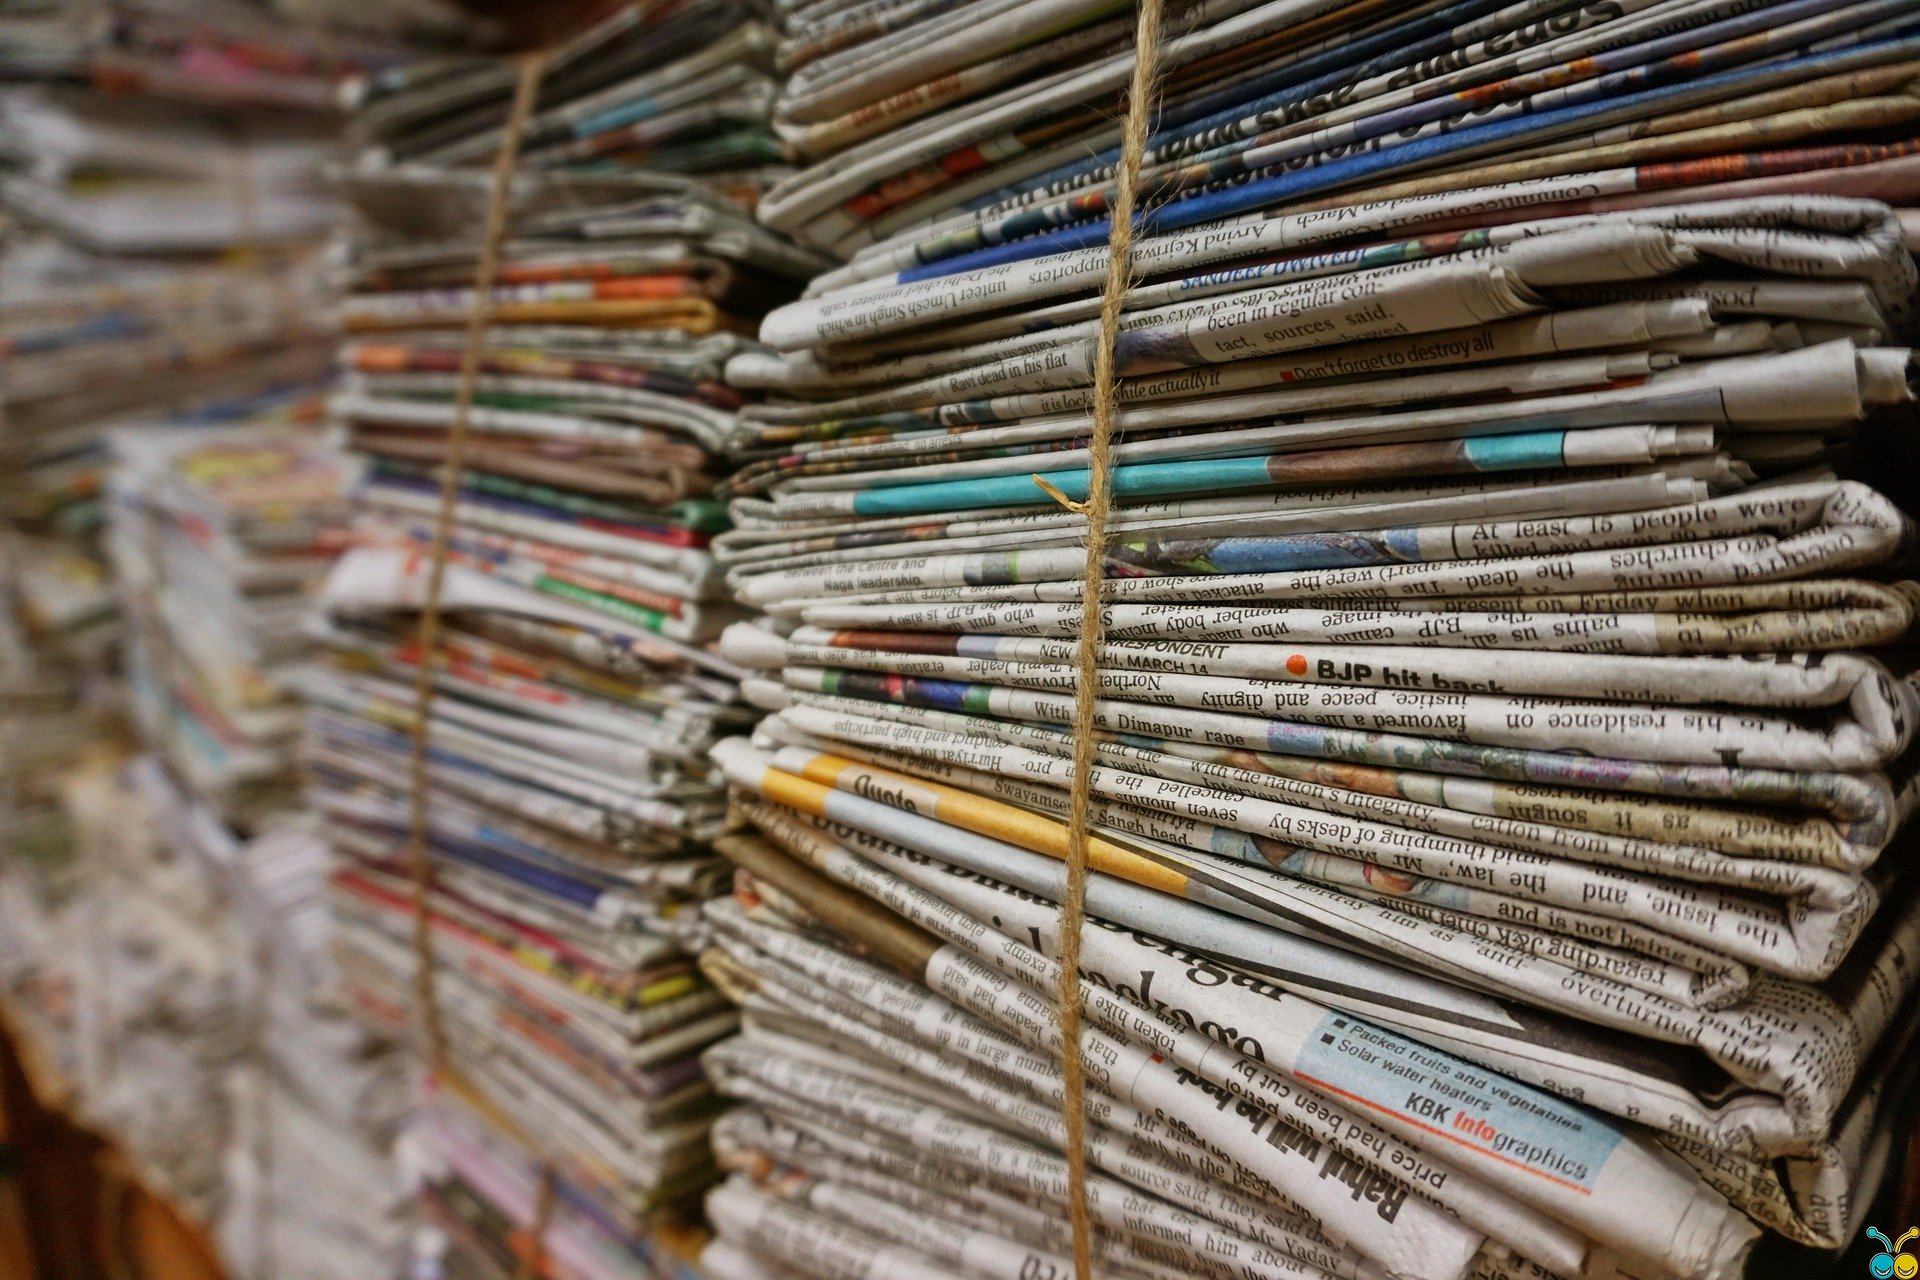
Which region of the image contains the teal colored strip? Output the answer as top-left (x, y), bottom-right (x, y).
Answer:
top-left (571, 96), bottom-right (661, 137)
top-left (851, 455), bottom-right (1276, 516)
top-left (1461, 430), bottom-right (1568, 471)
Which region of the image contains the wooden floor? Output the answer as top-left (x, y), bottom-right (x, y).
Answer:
top-left (0, 1000), bottom-right (223, 1280)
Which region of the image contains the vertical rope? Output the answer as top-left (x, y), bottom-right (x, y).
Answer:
top-left (512, 1164), bottom-right (557, 1280)
top-left (1051, 3), bottom-right (1164, 1277)
top-left (404, 49), bottom-right (549, 1074)
top-left (251, 941), bottom-right (276, 1280)
top-left (228, 118), bottom-right (264, 272)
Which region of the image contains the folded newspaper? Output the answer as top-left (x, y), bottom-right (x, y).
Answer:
top-left (690, 0), bottom-right (1920, 1276)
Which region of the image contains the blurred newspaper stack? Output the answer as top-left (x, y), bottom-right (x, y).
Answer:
top-left (0, 0), bottom-right (378, 851)
top-left (698, 0), bottom-right (1920, 1276)
top-left (0, 0), bottom-right (470, 103)
top-left (214, 815), bottom-right (414, 1280)
top-left (0, 755), bottom-right (246, 1222)
top-left (310, 7), bottom-right (825, 1277)
top-left (0, 81), bottom-right (341, 594)
top-left (0, 751), bottom-right (413, 1269)
top-left (0, 1), bottom-right (461, 1266)
top-left (104, 422), bottom-right (355, 834)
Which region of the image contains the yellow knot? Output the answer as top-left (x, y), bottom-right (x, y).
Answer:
top-left (1032, 474), bottom-right (1090, 514)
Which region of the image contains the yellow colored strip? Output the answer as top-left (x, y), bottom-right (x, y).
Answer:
top-left (780, 750), bottom-right (1191, 898)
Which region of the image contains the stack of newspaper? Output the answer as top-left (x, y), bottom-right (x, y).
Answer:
top-left (343, 0), bottom-right (783, 190)
top-left (219, 986), bottom-right (414, 1280)
top-left (692, 0), bottom-right (1920, 1274)
top-left (2, 756), bottom-right (249, 1223)
top-left (120, 760), bottom-right (415, 1278)
top-left (0, 75), bottom-right (341, 548)
top-left (0, 88), bottom-right (343, 252)
top-left (0, 236), bottom-right (333, 525)
top-left (0, 5), bottom-right (359, 859)
top-left (0, 5), bottom-right (463, 1265)
top-left (309, 10), bottom-right (826, 1277)
top-left (0, 0), bottom-right (469, 104)
top-left (0, 0), bottom-right (469, 672)
top-left (105, 423), bottom-right (354, 834)
top-left (0, 245), bottom-right (335, 708)
top-left (215, 817), bottom-right (414, 1280)
top-left (0, 749), bottom-right (414, 1277)
top-left (751, 0), bottom-right (1920, 265)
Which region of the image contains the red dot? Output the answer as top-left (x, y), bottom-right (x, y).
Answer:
top-left (1286, 654), bottom-right (1308, 675)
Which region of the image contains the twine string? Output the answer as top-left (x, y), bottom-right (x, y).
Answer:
top-left (1045, 1), bottom-right (1165, 1276)
top-left (403, 47), bottom-right (548, 1077)
top-left (512, 1164), bottom-right (558, 1280)
top-left (251, 941), bottom-right (276, 1280)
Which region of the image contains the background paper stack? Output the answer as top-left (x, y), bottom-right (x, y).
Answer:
top-left (0, 244), bottom-right (335, 856)
top-left (0, 0), bottom-right (362, 893)
top-left (308, 8), bottom-right (826, 1277)
top-left (0, 0), bottom-right (482, 830)
top-left (0, 3), bottom-right (463, 1270)
top-left (211, 813), bottom-right (414, 1280)
top-left (0, 750), bottom-right (413, 1275)
top-left (105, 421), bottom-right (355, 835)
top-left (0, 75), bottom-right (343, 605)
top-left (695, 0), bottom-right (1920, 1275)
top-left (0, 756), bottom-right (247, 1225)
top-left (95, 415), bottom-right (402, 1280)
top-left (0, 0), bottom-right (469, 106)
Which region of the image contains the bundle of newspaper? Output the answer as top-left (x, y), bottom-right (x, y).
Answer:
top-left (0, 244), bottom-right (336, 670)
top-left (0, 751), bottom-right (141, 1111)
top-left (0, 87), bottom-right (344, 252)
top-left (308, 11), bottom-right (830, 1275)
top-left (0, 747), bottom-right (415, 1275)
top-left (0, 0), bottom-right (469, 658)
top-left (0, 58), bottom-right (345, 540)
top-left (701, 626), bottom-right (1919, 1280)
top-left (103, 421), bottom-right (354, 834)
top-left (0, 457), bottom-right (117, 859)
top-left (702, 31), bottom-right (1920, 1271)
top-left (219, 992), bottom-right (413, 1280)
top-left (0, 237), bottom-right (334, 577)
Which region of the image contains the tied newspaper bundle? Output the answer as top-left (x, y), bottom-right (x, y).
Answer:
top-left (696, 0), bottom-right (1920, 1276)
top-left (307, 11), bottom-right (826, 1278)
top-left (343, 0), bottom-right (790, 205)
top-left (710, 241), bottom-right (1920, 1267)
top-left (105, 423), bottom-right (355, 835)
